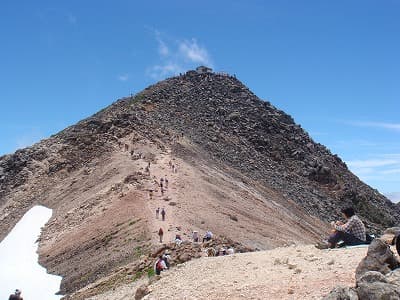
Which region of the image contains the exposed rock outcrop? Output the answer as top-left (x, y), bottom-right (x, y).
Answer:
top-left (324, 238), bottom-right (400, 299)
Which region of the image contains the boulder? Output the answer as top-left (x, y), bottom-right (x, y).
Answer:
top-left (355, 239), bottom-right (400, 281)
top-left (322, 286), bottom-right (358, 300)
top-left (357, 271), bottom-right (388, 285)
top-left (356, 282), bottom-right (400, 300)
top-left (384, 227), bottom-right (400, 235)
top-left (177, 253), bottom-right (191, 263)
top-left (134, 284), bottom-right (149, 300)
top-left (386, 268), bottom-right (400, 286)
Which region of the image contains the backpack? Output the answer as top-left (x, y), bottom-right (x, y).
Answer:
top-left (156, 259), bottom-right (163, 271)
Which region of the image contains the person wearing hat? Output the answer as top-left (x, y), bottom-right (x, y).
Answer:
top-left (9, 289), bottom-right (23, 300)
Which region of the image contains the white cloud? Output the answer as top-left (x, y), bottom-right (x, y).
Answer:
top-left (147, 63), bottom-right (183, 79)
top-left (349, 121), bottom-right (400, 132)
top-left (347, 159), bottom-right (399, 168)
top-left (381, 168), bottom-right (400, 175)
top-left (146, 31), bottom-right (213, 80)
top-left (117, 74), bottom-right (129, 82)
top-left (178, 39), bottom-right (212, 66)
top-left (345, 155), bottom-right (400, 194)
top-left (385, 192), bottom-right (400, 203)
top-left (158, 40), bottom-right (169, 56)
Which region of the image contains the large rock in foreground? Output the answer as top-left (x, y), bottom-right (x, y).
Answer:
top-left (324, 238), bottom-right (400, 299)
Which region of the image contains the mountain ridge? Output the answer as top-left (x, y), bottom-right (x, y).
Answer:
top-left (0, 69), bottom-right (398, 297)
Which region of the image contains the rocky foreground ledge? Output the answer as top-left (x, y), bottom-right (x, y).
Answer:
top-left (325, 232), bottom-right (400, 299)
top-left (64, 230), bottom-right (400, 300)
top-left (69, 244), bottom-right (367, 299)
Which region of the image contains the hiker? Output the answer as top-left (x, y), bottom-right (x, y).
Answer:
top-left (156, 207), bottom-right (160, 219)
top-left (161, 208), bottom-right (166, 221)
top-left (165, 176), bottom-right (169, 188)
top-left (175, 234), bottom-right (183, 246)
top-left (203, 230), bottom-right (213, 242)
top-left (9, 289), bottom-right (23, 300)
top-left (163, 252), bottom-right (171, 268)
top-left (192, 231), bottom-right (199, 242)
top-left (218, 247), bottom-right (227, 256)
top-left (172, 164), bottom-right (176, 173)
top-left (317, 207), bottom-right (366, 249)
top-left (158, 228), bottom-right (164, 243)
top-left (154, 255), bottom-right (167, 275)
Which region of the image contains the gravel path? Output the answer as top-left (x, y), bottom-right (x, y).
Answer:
top-left (88, 244), bottom-right (368, 300)
top-left (144, 245), bottom-right (368, 300)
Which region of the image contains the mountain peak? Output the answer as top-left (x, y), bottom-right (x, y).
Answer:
top-left (0, 71), bottom-right (398, 296)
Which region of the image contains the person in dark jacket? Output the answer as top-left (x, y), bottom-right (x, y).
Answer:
top-left (9, 289), bottom-right (23, 300)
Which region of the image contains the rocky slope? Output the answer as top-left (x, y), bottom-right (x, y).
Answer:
top-left (0, 69), bottom-right (399, 297)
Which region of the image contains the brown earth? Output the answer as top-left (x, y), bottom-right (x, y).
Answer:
top-left (1, 70), bottom-right (398, 298)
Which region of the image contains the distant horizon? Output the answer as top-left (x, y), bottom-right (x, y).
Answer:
top-left (1, 1), bottom-right (399, 203)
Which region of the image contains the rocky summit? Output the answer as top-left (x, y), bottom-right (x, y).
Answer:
top-left (0, 69), bottom-right (399, 298)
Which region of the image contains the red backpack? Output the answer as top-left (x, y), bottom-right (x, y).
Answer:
top-left (156, 259), bottom-right (163, 271)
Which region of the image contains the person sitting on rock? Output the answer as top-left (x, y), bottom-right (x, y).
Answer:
top-left (154, 255), bottom-right (167, 275)
top-left (227, 247), bottom-right (235, 255)
top-left (317, 207), bottom-right (366, 249)
top-left (192, 230), bottom-right (199, 242)
top-left (203, 230), bottom-right (213, 243)
top-left (175, 234), bottom-right (183, 246)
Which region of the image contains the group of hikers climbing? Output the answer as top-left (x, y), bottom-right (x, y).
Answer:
top-left (139, 144), bottom-right (393, 277)
top-left (157, 226), bottom-right (213, 244)
top-left (149, 175), bottom-right (170, 199)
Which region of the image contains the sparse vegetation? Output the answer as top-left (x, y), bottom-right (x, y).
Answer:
top-left (129, 94), bottom-right (144, 105)
top-left (147, 267), bottom-right (155, 278)
top-left (134, 246), bottom-right (143, 258)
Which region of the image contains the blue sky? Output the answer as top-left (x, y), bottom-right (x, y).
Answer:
top-left (1, 1), bottom-right (399, 202)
